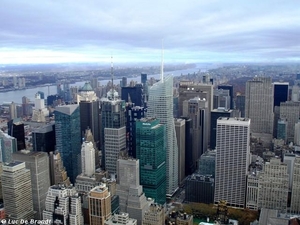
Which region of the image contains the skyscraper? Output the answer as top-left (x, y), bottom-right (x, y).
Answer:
top-left (49, 151), bottom-right (71, 186)
top-left (147, 72), bottom-right (178, 195)
top-left (218, 84), bottom-right (234, 109)
top-left (245, 77), bottom-right (274, 135)
top-left (214, 117), bottom-right (250, 208)
top-left (88, 184), bottom-right (112, 225)
top-left (32, 123), bottom-right (56, 153)
top-left (81, 141), bottom-right (95, 177)
top-left (78, 82), bottom-right (101, 150)
top-left (143, 203), bottom-right (165, 225)
top-left (7, 118), bottom-right (25, 151)
top-left (0, 129), bottom-right (17, 163)
top-left (235, 94), bottom-right (245, 117)
top-left (174, 118), bottom-right (186, 186)
top-left (121, 85), bottom-right (143, 107)
top-left (54, 104), bottom-right (81, 183)
top-left (273, 82), bottom-right (289, 108)
top-left (13, 151), bottom-right (51, 220)
top-left (291, 157), bottom-right (300, 214)
top-left (136, 118), bottom-right (166, 204)
top-left (2, 161), bottom-right (35, 221)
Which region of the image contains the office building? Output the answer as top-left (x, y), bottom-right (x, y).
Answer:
top-left (280, 101), bottom-right (300, 143)
top-left (0, 130), bottom-right (17, 163)
top-left (121, 85), bottom-right (143, 107)
top-left (143, 203), bottom-right (165, 225)
top-left (277, 118), bottom-right (288, 143)
top-left (43, 185), bottom-right (83, 225)
top-left (7, 118), bottom-right (26, 151)
top-left (185, 174), bottom-right (214, 204)
top-left (246, 174), bottom-right (260, 210)
top-left (125, 104), bottom-right (146, 157)
top-left (90, 77), bottom-right (99, 90)
top-left (78, 82), bottom-right (101, 150)
top-left (284, 153), bottom-right (296, 191)
top-left (214, 117), bottom-right (250, 208)
top-left (2, 161), bottom-right (34, 221)
top-left (104, 212), bottom-right (137, 225)
top-left (235, 94), bottom-right (245, 117)
top-left (245, 77), bottom-right (274, 135)
top-left (167, 211), bottom-right (193, 225)
top-left (13, 151), bottom-right (51, 219)
top-left (273, 82), bottom-right (289, 108)
top-left (175, 118), bottom-right (186, 186)
top-left (218, 84), bottom-right (233, 109)
top-left (258, 158), bottom-right (289, 212)
top-left (116, 158), bottom-right (152, 225)
top-left (214, 89), bottom-right (230, 110)
top-left (294, 121), bottom-right (300, 146)
top-left (9, 101), bottom-right (17, 120)
top-left (49, 151), bottom-right (71, 186)
top-left (181, 118), bottom-right (193, 175)
top-left (32, 93), bottom-right (49, 122)
top-left (121, 77), bottom-right (127, 87)
top-left (186, 97), bottom-right (208, 164)
top-left (141, 73), bottom-right (147, 84)
top-left (54, 104), bottom-right (81, 183)
top-left (32, 123), bottom-right (56, 152)
top-left (81, 141), bottom-right (95, 177)
top-left (291, 157), bottom-right (300, 214)
top-left (136, 118), bottom-right (166, 204)
top-left (147, 74), bottom-right (178, 196)
top-left (89, 184), bottom-right (112, 225)
top-left (210, 108), bottom-right (233, 150)
top-left (198, 150), bottom-right (216, 177)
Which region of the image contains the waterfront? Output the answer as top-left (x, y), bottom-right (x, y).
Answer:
top-left (0, 67), bottom-right (203, 104)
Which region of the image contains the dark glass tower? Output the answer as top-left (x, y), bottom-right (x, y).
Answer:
top-left (7, 119), bottom-right (25, 151)
top-left (54, 105), bottom-right (81, 183)
top-left (273, 82), bottom-right (289, 108)
top-left (136, 118), bottom-right (166, 205)
top-left (121, 84), bottom-right (143, 107)
top-left (32, 123), bottom-right (56, 152)
top-left (218, 84), bottom-right (233, 109)
top-left (236, 95), bottom-right (245, 117)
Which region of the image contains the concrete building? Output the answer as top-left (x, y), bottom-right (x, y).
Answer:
top-left (167, 211), bottom-right (193, 225)
top-left (32, 93), bottom-right (49, 122)
top-left (105, 212), bottom-right (137, 225)
top-left (0, 129), bottom-right (17, 163)
top-left (214, 117), bottom-right (250, 208)
top-left (280, 101), bottom-right (300, 143)
top-left (294, 121), bottom-right (300, 146)
top-left (2, 161), bottom-right (34, 221)
top-left (116, 158), bottom-right (152, 225)
top-left (54, 104), bottom-right (81, 183)
top-left (245, 77), bottom-right (274, 135)
top-left (43, 185), bottom-right (83, 225)
top-left (218, 84), bottom-right (234, 109)
top-left (246, 174), bottom-right (260, 210)
top-left (49, 151), bottom-right (71, 186)
top-left (12, 151), bottom-right (51, 220)
top-left (81, 141), bottom-right (95, 177)
top-left (89, 184), bottom-right (112, 225)
top-left (147, 74), bottom-right (179, 196)
top-left (258, 158), bottom-right (289, 212)
top-left (291, 157), bottom-right (300, 214)
top-left (174, 118), bottom-right (186, 186)
top-left (143, 203), bottom-right (165, 225)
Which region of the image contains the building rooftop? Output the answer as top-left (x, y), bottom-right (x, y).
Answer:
top-left (80, 82), bottom-right (93, 92)
top-left (4, 161), bottom-right (24, 167)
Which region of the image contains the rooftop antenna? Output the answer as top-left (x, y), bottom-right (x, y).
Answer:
top-left (111, 55), bottom-right (114, 100)
top-left (161, 39), bottom-right (164, 82)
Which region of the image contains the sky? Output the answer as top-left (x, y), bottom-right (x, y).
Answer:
top-left (1, 0), bottom-right (300, 64)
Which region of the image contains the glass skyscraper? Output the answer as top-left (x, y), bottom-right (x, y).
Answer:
top-left (54, 105), bottom-right (81, 183)
top-left (147, 75), bottom-right (179, 195)
top-left (136, 118), bottom-right (166, 205)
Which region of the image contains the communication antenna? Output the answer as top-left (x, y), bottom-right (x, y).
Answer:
top-left (161, 40), bottom-right (164, 82)
top-left (111, 56), bottom-right (114, 100)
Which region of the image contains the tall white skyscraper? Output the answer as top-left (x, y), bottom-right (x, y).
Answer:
top-left (81, 141), bottom-right (95, 177)
top-left (214, 117), bottom-right (250, 208)
top-left (245, 77), bottom-right (273, 135)
top-left (291, 157), bottom-right (300, 214)
top-left (147, 72), bottom-right (178, 195)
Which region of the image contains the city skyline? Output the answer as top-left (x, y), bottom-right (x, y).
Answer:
top-left (1, 1), bottom-right (300, 64)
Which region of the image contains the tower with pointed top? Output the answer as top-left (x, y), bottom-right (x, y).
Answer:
top-left (146, 47), bottom-right (179, 195)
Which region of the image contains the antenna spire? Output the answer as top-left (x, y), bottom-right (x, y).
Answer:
top-left (161, 40), bottom-right (164, 82)
top-left (111, 56), bottom-right (114, 100)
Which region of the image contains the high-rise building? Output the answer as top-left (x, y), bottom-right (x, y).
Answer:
top-left (143, 203), bottom-right (165, 225)
top-left (147, 74), bottom-right (178, 196)
top-left (181, 118), bottom-right (193, 176)
top-left (136, 118), bottom-right (166, 204)
top-left (78, 82), bottom-right (101, 150)
top-left (198, 150), bottom-right (216, 177)
top-left (258, 158), bottom-right (289, 212)
top-left (273, 82), bottom-right (289, 108)
top-left (141, 73), bottom-right (147, 85)
top-left (245, 77), bottom-right (274, 135)
top-left (0, 130), bottom-right (17, 163)
top-left (214, 117), bottom-right (250, 208)
top-left (210, 108), bottom-right (233, 150)
top-left (32, 123), bottom-right (56, 153)
top-left (277, 118), bottom-right (288, 143)
top-left (81, 141), bottom-right (95, 177)
top-left (7, 118), bottom-right (26, 151)
top-left (294, 121), bottom-right (300, 146)
top-left (121, 85), bottom-right (143, 107)
top-left (13, 151), bottom-right (51, 219)
top-left (213, 89), bottom-right (230, 110)
top-left (49, 151), bottom-right (71, 186)
top-left (291, 157), bottom-right (300, 214)
top-left (174, 118), bottom-right (186, 186)
top-left (280, 101), bottom-right (300, 143)
top-left (88, 184), bottom-right (112, 225)
top-left (2, 161), bottom-right (34, 221)
top-left (54, 104), bottom-right (81, 183)
top-left (32, 93), bottom-right (49, 122)
top-left (43, 185), bottom-right (83, 224)
top-left (218, 84), bottom-right (233, 109)
top-left (9, 101), bottom-right (17, 120)
top-left (116, 157), bottom-right (152, 225)
top-left (235, 94), bottom-right (245, 117)
top-left (186, 97), bottom-right (208, 164)
top-left (121, 77), bottom-right (127, 87)
top-left (104, 212), bottom-right (137, 225)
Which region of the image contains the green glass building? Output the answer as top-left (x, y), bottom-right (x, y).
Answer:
top-left (136, 118), bottom-right (166, 205)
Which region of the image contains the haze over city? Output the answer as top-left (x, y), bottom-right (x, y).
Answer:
top-left (1, 0), bottom-right (300, 64)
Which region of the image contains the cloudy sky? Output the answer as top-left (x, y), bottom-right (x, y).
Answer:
top-left (1, 0), bottom-right (300, 64)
